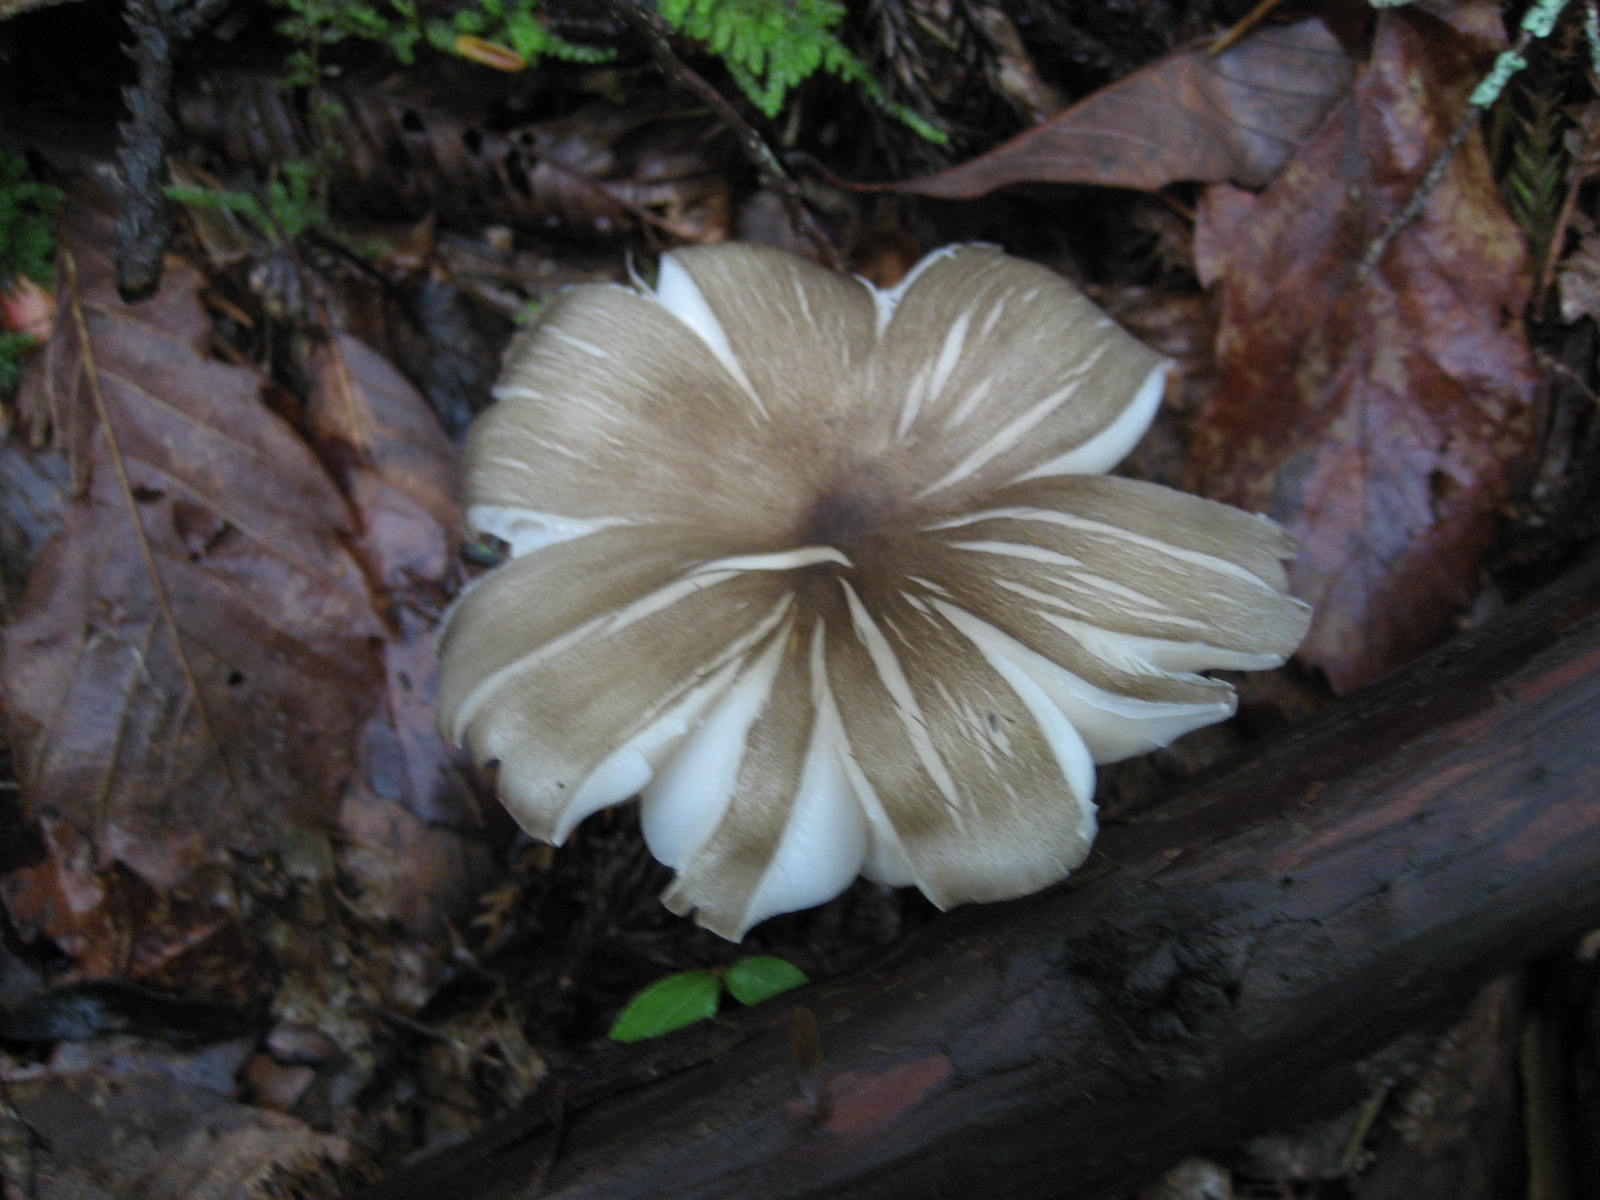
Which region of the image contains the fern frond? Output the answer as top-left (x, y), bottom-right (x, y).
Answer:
top-left (1493, 41), bottom-right (1571, 268)
top-left (660, 0), bottom-right (946, 142)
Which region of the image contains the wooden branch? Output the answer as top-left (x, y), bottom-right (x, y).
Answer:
top-left (354, 552), bottom-right (1600, 1200)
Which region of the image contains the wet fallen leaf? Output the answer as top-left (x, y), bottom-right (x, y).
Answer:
top-left (0, 812), bottom-right (271, 1006)
top-left (2, 183), bottom-right (383, 880)
top-left (305, 331), bottom-right (495, 938)
top-left (872, 17), bottom-right (1354, 197)
top-left (0, 178), bottom-right (491, 1056)
top-left (0, 439), bottom-right (67, 610)
top-left (307, 332), bottom-right (459, 595)
top-left (1190, 8), bottom-right (1539, 691)
top-left (3, 232), bottom-right (377, 888)
top-left (3, 1059), bottom-right (369, 1200)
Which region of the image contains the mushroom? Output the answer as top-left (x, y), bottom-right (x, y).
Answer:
top-left (438, 243), bottom-right (1311, 940)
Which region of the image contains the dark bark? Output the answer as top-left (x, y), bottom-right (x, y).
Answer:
top-left (353, 550), bottom-right (1600, 1200)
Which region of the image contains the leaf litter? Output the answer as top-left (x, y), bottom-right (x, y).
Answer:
top-left (1, 180), bottom-right (496, 1185)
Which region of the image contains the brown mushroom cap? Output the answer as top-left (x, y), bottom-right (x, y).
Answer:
top-left (438, 243), bottom-right (1311, 939)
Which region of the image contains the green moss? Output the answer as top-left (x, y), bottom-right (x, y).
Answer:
top-left (0, 331), bottom-right (35, 396)
top-left (0, 148), bottom-right (63, 397)
top-left (0, 148), bottom-right (63, 290)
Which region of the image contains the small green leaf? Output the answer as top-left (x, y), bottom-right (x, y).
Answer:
top-left (724, 956), bottom-right (808, 1006)
top-left (608, 970), bottom-right (722, 1042)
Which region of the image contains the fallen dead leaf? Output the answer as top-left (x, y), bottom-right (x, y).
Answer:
top-left (304, 330), bottom-right (496, 938)
top-left (3, 1056), bottom-right (371, 1200)
top-left (0, 812), bottom-right (270, 1006)
top-left (0, 439), bottom-right (67, 611)
top-left (1190, 7), bottom-right (1539, 691)
top-left (869, 17), bottom-right (1354, 197)
top-left (0, 177), bottom-right (494, 1076)
top-left (307, 331), bottom-right (460, 590)
top-left (2, 183), bottom-right (384, 879)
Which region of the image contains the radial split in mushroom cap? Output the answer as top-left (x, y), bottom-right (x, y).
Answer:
top-left (438, 242), bottom-right (1311, 940)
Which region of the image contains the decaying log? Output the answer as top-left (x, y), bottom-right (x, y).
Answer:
top-left (354, 551), bottom-right (1600, 1200)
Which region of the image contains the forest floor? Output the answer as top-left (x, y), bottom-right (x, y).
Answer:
top-left (0, 1), bottom-right (1597, 1198)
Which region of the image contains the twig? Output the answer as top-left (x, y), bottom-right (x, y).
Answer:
top-left (1356, 0), bottom-right (1568, 281)
top-left (114, 0), bottom-right (230, 300)
top-left (1207, 0), bottom-right (1287, 58)
top-left (527, 1080), bottom-right (566, 1198)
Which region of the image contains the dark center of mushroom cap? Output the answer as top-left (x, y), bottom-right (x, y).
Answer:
top-left (796, 459), bottom-right (907, 567)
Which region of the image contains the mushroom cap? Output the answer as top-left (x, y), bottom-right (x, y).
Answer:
top-left (438, 243), bottom-right (1311, 939)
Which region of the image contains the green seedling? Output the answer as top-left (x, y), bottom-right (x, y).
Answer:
top-left (608, 955), bottom-right (809, 1043)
